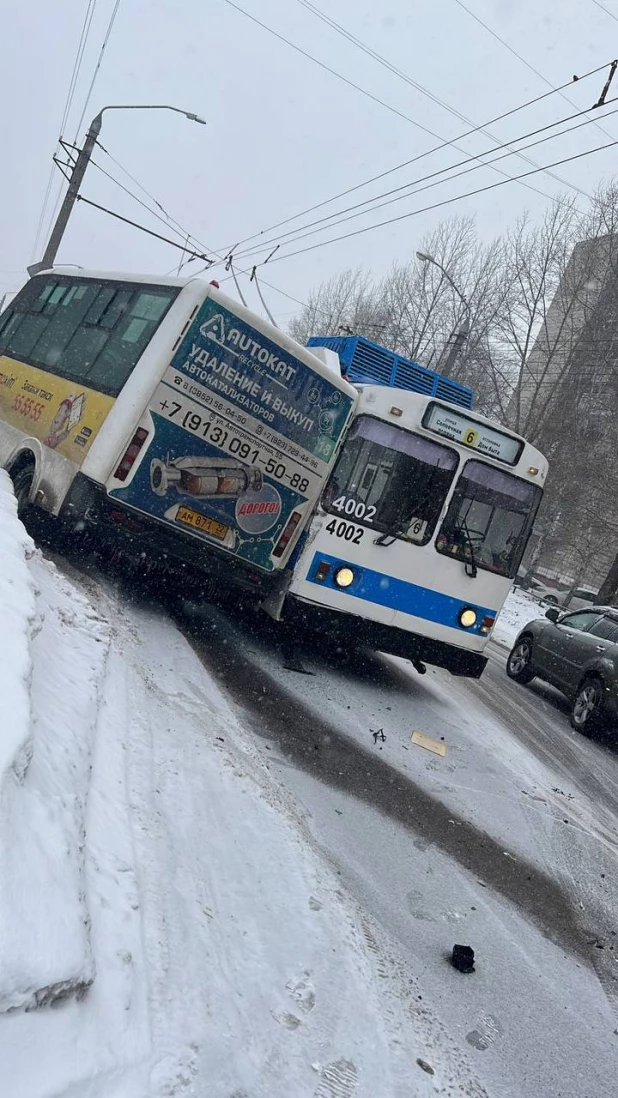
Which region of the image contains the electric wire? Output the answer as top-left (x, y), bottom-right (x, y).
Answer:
top-left (591, 0), bottom-right (618, 23)
top-left (72, 0), bottom-right (123, 142)
top-left (214, 57), bottom-right (614, 258)
top-left (293, 0), bottom-right (590, 198)
top-left (452, 0), bottom-right (618, 144)
top-left (253, 138), bottom-right (618, 267)
top-left (231, 97), bottom-right (618, 262)
top-left (31, 0), bottom-right (99, 260)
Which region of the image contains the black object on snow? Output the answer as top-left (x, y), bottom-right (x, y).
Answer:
top-left (451, 944), bottom-right (475, 973)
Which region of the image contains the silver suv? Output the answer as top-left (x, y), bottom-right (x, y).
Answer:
top-left (507, 605), bottom-right (618, 735)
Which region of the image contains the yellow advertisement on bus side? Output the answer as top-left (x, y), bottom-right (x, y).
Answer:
top-left (0, 354), bottom-right (115, 463)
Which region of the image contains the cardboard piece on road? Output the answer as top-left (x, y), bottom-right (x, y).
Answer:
top-left (411, 731), bottom-right (447, 757)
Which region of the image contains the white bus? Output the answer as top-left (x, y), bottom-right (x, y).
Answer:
top-left (282, 382), bottom-right (547, 678)
top-left (0, 269), bottom-right (356, 598)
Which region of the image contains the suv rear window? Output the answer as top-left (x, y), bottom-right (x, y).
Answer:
top-left (0, 276), bottom-right (179, 397)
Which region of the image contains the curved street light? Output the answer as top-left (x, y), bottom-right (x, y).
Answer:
top-left (30, 104), bottom-right (207, 275)
top-left (416, 250), bottom-right (472, 372)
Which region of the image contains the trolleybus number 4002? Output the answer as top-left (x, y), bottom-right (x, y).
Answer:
top-left (325, 518), bottom-right (364, 544)
top-left (330, 495), bottom-right (377, 521)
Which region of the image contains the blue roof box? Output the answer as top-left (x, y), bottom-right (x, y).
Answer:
top-left (307, 334), bottom-right (473, 410)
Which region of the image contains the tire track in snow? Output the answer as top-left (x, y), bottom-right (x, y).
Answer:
top-left (180, 607), bottom-right (614, 985)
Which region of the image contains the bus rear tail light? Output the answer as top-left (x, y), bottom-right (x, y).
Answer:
top-left (480, 615), bottom-right (495, 634)
top-left (273, 511), bottom-right (302, 558)
top-left (109, 509), bottom-right (145, 532)
top-left (114, 427), bottom-right (149, 482)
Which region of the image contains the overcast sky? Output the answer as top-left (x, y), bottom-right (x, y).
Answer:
top-left (2, 0), bottom-right (618, 323)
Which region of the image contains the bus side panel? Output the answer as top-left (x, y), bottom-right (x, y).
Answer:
top-left (0, 354), bottom-right (115, 464)
top-left (107, 296), bottom-right (354, 573)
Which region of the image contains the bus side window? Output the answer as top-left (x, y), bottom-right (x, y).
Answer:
top-left (30, 282), bottom-right (100, 369)
top-left (0, 276), bottom-right (179, 397)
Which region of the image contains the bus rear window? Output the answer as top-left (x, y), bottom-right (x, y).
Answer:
top-left (0, 276), bottom-right (179, 397)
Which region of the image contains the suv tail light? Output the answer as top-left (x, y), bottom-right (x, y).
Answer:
top-left (272, 510), bottom-right (302, 558)
top-left (114, 427), bottom-right (149, 482)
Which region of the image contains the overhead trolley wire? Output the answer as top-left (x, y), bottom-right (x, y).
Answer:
top-left (71, 152), bottom-right (309, 314)
top-left (253, 138), bottom-right (618, 267)
top-left (214, 57), bottom-right (615, 259)
top-left (293, 0), bottom-right (591, 199)
top-left (452, 0), bottom-right (618, 144)
top-left (231, 97), bottom-right (618, 262)
top-left (89, 152), bottom-right (217, 259)
top-left (590, 0), bottom-right (618, 24)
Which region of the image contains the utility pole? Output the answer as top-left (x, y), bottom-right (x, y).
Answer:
top-left (441, 316), bottom-right (471, 374)
top-left (29, 104), bottom-right (206, 277)
top-left (416, 251), bottom-right (472, 373)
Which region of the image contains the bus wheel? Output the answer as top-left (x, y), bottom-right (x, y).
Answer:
top-left (11, 464), bottom-right (35, 522)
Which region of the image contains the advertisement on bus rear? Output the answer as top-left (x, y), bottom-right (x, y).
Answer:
top-left (109, 298), bottom-right (354, 571)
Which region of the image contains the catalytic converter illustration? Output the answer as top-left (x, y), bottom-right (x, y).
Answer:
top-left (150, 456), bottom-right (263, 499)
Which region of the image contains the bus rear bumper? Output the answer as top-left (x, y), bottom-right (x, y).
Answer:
top-left (284, 596), bottom-right (488, 678)
top-left (58, 472), bottom-right (278, 598)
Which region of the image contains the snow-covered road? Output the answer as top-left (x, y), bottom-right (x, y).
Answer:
top-left (176, 594), bottom-right (618, 1098)
top-left (1, 483), bottom-right (617, 1096)
top-left (0, 484), bottom-right (489, 1097)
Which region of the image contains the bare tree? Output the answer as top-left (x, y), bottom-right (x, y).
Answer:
top-left (289, 268), bottom-right (385, 345)
top-left (290, 186), bottom-right (618, 595)
top-left (290, 214), bottom-right (507, 407)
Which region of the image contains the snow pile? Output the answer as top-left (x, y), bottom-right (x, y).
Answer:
top-left (0, 493), bottom-right (482, 1094)
top-left (0, 469), bottom-right (36, 782)
top-left (0, 472), bottom-right (110, 1011)
top-left (491, 585), bottom-right (545, 649)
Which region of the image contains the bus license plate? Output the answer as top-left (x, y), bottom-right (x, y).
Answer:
top-left (175, 505), bottom-right (229, 541)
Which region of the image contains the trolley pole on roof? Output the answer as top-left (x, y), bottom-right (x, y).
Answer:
top-left (416, 251), bottom-right (472, 374)
top-left (29, 104), bottom-right (206, 277)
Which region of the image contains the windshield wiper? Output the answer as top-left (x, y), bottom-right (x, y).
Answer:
top-left (374, 511), bottom-right (409, 546)
top-left (457, 517), bottom-right (478, 578)
top-left (374, 527), bottom-right (404, 546)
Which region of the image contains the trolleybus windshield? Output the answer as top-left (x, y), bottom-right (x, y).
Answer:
top-left (435, 460), bottom-right (541, 577)
top-left (323, 415), bottom-right (458, 544)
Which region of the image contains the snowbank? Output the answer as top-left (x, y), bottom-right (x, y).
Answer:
top-left (0, 494), bottom-right (483, 1094)
top-left (0, 468), bottom-right (36, 782)
top-left (0, 473), bottom-right (110, 1011)
top-left (491, 586), bottom-right (545, 650)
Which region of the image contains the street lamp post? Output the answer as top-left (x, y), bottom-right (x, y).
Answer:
top-left (416, 251), bottom-right (472, 373)
top-left (29, 104), bottom-right (206, 276)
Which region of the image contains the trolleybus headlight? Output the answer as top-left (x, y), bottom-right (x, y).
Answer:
top-left (334, 566), bottom-right (355, 588)
top-left (459, 607), bottom-right (477, 628)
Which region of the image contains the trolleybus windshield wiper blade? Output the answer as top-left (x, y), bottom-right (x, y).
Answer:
top-left (458, 518), bottom-right (478, 578)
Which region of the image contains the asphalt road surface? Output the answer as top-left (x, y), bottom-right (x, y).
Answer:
top-left (50, 544), bottom-right (618, 1097)
top-left (176, 601), bottom-right (618, 1098)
